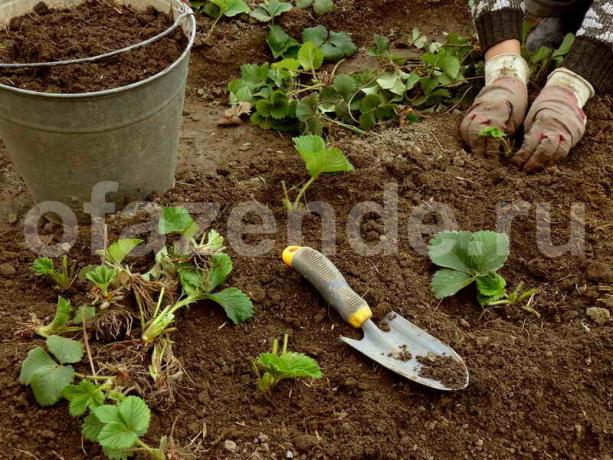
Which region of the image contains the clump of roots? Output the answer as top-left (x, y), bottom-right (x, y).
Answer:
top-left (93, 307), bottom-right (135, 342)
top-left (160, 418), bottom-right (208, 460)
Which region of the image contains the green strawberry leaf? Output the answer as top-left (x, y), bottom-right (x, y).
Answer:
top-left (94, 396), bottom-right (151, 450)
top-left (293, 135), bottom-right (354, 177)
top-left (208, 253), bottom-right (233, 291)
top-left (267, 25), bottom-right (299, 59)
top-left (296, 94), bottom-right (323, 135)
top-left (207, 287), bottom-right (254, 324)
top-left (20, 346), bottom-right (76, 406)
top-left (475, 272), bottom-right (507, 298)
top-left (298, 41), bottom-right (325, 70)
top-left (250, 0), bottom-right (292, 22)
top-left (46, 335), bottom-right (83, 364)
top-left (71, 305), bottom-right (96, 324)
top-left (159, 207), bottom-right (199, 239)
top-left (221, 0), bottom-right (251, 16)
top-left (19, 347), bottom-right (57, 385)
top-left (302, 26), bottom-right (356, 62)
top-left (62, 380), bottom-right (105, 416)
top-left (82, 412), bottom-right (104, 442)
top-left (35, 296), bottom-right (74, 338)
top-left (32, 257), bottom-right (54, 276)
top-left (431, 269), bottom-right (474, 299)
top-left (428, 231), bottom-right (510, 275)
top-left (97, 239), bottom-right (142, 265)
top-left (313, 0), bottom-right (334, 15)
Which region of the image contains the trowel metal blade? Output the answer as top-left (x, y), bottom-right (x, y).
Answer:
top-left (340, 312), bottom-right (469, 391)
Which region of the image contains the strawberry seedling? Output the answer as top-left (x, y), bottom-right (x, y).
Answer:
top-left (479, 126), bottom-right (512, 157)
top-left (35, 296), bottom-right (83, 337)
top-left (141, 207), bottom-right (254, 343)
top-left (228, 27), bottom-right (478, 135)
top-left (521, 21), bottom-right (574, 83)
top-left (250, 0), bottom-right (292, 22)
top-left (253, 334), bottom-right (322, 392)
top-left (86, 265), bottom-right (119, 298)
top-left (32, 255), bottom-right (76, 291)
top-left (192, 0), bottom-right (251, 36)
top-left (282, 135), bottom-right (354, 210)
top-left (428, 231), bottom-right (510, 306)
top-left (296, 0), bottom-right (334, 15)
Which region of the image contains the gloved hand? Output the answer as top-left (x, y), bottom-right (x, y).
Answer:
top-left (512, 85), bottom-right (586, 172)
top-left (460, 76), bottom-right (529, 156)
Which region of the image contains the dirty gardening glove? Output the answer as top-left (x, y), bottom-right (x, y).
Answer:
top-left (461, 54), bottom-right (530, 156)
top-left (512, 67), bottom-right (593, 172)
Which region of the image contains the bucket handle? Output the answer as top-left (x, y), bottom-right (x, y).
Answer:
top-left (0, 11), bottom-right (195, 69)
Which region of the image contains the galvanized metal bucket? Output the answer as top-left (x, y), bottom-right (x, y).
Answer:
top-left (0, 0), bottom-right (196, 218)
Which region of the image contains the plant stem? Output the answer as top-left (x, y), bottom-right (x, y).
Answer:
top-left (322, 115), bottom-right (367, 135)
top-left (207, 14), bottom-right (223, 38)
top-left (82, 317), bottom-right (96, 377)
top-left (76, 373), bottom-right (115, 381)
top-left (292, 175), bottom-right (317, 210)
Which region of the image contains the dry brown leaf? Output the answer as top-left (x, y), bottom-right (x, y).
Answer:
top-left (217, 102), bottom-right (253, 126)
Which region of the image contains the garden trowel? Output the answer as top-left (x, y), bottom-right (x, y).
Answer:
top-left (282, 246), bottom-right (469, 391)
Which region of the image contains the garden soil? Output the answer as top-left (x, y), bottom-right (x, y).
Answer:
top-left (0, 0), bottom-right (612, 459)
top-left (0, 0), bottom-right (186, 93)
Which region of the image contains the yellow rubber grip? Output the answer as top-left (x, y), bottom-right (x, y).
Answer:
top-left (282, 246), bottom-right (372, 328)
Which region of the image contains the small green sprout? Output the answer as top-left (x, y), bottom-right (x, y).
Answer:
top-left (479, 126), bottom-right (512, 157)
top-left (253, 334), bottom-right (322, 393)
top-left (86, 266), bottom-right (118, 297)
top-left (32, 256), bottom-right (76, 291)
top-left (35, 296), bottom-right (83, 337)
top-left (484, 282), bottom-right (540, 317)
top-left (282, 135), bottom-right (354, 211)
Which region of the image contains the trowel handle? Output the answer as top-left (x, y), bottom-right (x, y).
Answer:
top-left (282, 246), bottom-right (372, 328)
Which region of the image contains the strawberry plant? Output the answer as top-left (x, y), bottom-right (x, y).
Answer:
top-left (479, 126), bottom-right (512, 157)
top-left (192, 0), bottom-right (251, 35)
top-left (296, 0), bottom-right (334, 15)
top-left (86, 265), bottom-right (118, 297)
top-left (32, 255), bottom-right (76, 291)
top-left (19, 210), bottom-right (254, 458)
top-left (521, 21), bottom-right (575, 83)
top-left (282, 135), bottom-right (354, 210)
top-left (250, 0), bottom-right (292, 22)
top-left (428, 231), bottom-right (510, 306)
top-left (253, 334), bottom-right (322, 392)
top-left (228, 26), bottom-right (478, 135)
top-left (20, 335), bottom-right (83, 405)
top-left (141, 207), bottom-right (254, 343)
top-left (35, 296), bottom-right (83, 337)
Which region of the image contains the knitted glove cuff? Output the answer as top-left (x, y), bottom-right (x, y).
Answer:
top-left (474, 8), bottom-right (523, 53)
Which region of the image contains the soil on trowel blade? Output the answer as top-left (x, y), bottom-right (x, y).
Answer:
top-left (0, 0), bottom-right (187, 93)
top-left (417, 353), bottom-right (466, 389)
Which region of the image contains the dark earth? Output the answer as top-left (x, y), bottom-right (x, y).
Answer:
top-left (0, 0), bottom-right (612, 459)
top-left (417, 354), bottom-right (467, 389)
top-left (0, 0), bottom-right (186, 93)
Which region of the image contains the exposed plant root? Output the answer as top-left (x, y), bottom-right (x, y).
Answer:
top-left (93, 307), bottom-right (135, 342)
top-left (131, 275), bottom-right (178, 317)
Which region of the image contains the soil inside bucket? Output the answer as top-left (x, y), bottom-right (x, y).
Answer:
top-left (0, 0), bottom-right (188, 93)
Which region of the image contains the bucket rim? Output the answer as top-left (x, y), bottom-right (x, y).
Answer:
top-left (0, 10), bottom-right (196, 99)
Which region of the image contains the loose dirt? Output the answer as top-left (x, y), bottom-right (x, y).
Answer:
top-left (0, 0), bottom-right (611, 459)
top-left (0, 0), bottom-right (187, 93)
top-left (417, 353), bottom-right (466, 389)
